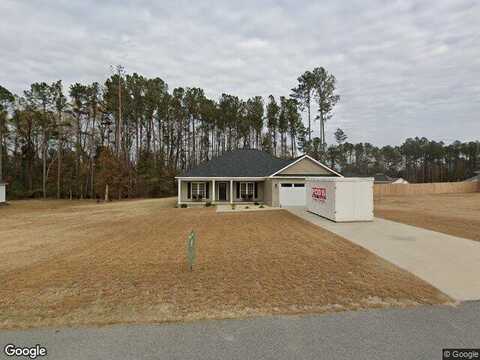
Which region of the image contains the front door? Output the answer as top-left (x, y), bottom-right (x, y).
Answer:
top-left (218, 182), bottom-right (227, 201)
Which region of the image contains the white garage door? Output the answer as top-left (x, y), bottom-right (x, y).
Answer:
top-left (279, 182), bottom-right (306, 207)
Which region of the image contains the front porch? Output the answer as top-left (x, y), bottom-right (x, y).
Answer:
top-left (177, 178), bottom-right (265, 205)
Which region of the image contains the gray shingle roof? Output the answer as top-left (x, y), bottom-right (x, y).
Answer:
top-left (180, 149), bottom-right (294, 177)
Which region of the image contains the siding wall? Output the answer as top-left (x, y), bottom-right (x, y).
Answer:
top-left (278, 158), bottom-right (333, 175)
top-left (264, 179), bottom-right (272, 206)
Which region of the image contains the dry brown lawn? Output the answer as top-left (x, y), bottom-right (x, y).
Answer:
top-left (0, 198), bottom-right (449, 330)
top-left (375, 193), bottom-right (480, 241)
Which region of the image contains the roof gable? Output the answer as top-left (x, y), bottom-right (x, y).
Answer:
top-left (179, 149), bottom-right (293, 177)
top-left (271, 155), bottom-right (342, 177)
top-left (274, 157), bottom-right (333, 176)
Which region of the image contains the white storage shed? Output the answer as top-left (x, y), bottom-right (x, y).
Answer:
top-left (306, 177), bottom-right (374, 222)
top-left (0, 182), bottom-right (6, 203)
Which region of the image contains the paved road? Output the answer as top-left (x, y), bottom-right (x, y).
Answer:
top-left (287, 207), bottom-right (480, 301)
top-left (1, 302), bottom-right (479, 360)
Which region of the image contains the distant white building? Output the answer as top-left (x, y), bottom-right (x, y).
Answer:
top-left (466, 170), bottom-right (480, 182)
top-left (0, 182), bottom-right (5, 203)
top-left (344, 172), bottom-right (409, 184)
top-left (390, 177), bottom-right (409, 184)
top-left (373, 173), bottom-right (409, 185)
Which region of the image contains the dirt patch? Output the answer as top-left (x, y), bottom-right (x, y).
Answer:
top-left (0, 199), bottom-right (449, 329)
top-left (375, 193), bottom-right (480, 241)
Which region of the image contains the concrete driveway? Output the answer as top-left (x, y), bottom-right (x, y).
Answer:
top-left (287, 207), bottom-right (480, 301)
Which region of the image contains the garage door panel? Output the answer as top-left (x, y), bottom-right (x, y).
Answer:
top-left (279, 183), bottom-right (306, 206)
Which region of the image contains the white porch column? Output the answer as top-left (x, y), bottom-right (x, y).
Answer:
top-left (177, 179), bottom-right (181, 204)
top-left (212, 179), bottom-right (216, 204)
top-left (230, 180), bottom-right (233, 204)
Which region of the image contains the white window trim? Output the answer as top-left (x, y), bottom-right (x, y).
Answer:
top-left (191, 182), bottom-right (206, 200)
top-left (239, 182), bottom-right (255, 199)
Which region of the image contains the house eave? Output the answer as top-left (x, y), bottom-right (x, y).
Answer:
top-left (272, 174), bottom-right (335, 177)
top-left (175, 176), bottom-right (267, 180)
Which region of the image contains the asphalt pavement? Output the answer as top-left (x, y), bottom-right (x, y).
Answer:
top-left (1, 301), bottom-right (479, 360)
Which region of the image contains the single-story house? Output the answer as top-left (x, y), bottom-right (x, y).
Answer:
top-left (0, 182), bottom-right (6, 203)
top-left (176, 149), bottom-right (342, 207)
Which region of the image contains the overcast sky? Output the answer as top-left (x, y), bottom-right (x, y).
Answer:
top-left (1, 0), bottom-right (479, 146)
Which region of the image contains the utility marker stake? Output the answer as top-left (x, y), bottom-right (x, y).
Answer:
top-left (187, 230), bottom-right (197, 271)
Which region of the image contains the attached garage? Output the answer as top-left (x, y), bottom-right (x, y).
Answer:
top-left (279, 182), bottom-right (306, 206)
top-left (269, 155), bottom-right (342, 207)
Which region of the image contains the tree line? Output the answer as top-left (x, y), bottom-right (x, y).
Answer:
top-left (326, 130), bottom-right (479, 183)
top-left (0, 66), bottom-right (477, 199)
top-left (0, 66), bottom-right (338, 199)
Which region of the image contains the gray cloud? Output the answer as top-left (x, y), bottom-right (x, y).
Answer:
top-left (1, 0), bottom-right (479, 145)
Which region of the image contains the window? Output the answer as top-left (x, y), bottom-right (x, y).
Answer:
top-left (191, 182), bottom-right (206, 199)
top-left (294, 183), bottom-right (305, 188)
top-left (281, 183), bottom-right (293, 187)
top-left (240, 182), bottom-right (254, 198)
